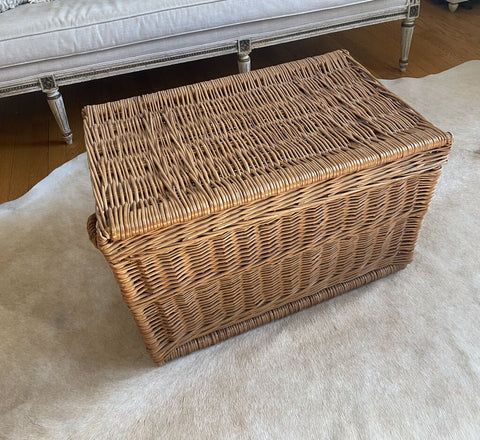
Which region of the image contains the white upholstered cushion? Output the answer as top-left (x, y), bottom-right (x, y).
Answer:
top-left (0, 0), bottom-right (408, 84)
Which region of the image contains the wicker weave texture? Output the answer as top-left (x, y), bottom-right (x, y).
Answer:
top-left (83, 50), bottom-right (449, 244)
top-left (83, 50), bottom-right (451, 365)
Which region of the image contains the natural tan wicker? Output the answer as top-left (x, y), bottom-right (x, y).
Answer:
top-left (83, 50), bottom-right (451, 365)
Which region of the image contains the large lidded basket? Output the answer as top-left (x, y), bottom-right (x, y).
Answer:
top-left (83, 50), bottom-right (451, 365)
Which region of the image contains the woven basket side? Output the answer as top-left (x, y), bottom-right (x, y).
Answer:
top-left (97, 144), bottom-right (449, 364)
top-left (156, 264), bottom-right (403, 365)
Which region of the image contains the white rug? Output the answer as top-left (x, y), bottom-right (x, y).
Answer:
top-left (1, 61), bottom-right (479, 440)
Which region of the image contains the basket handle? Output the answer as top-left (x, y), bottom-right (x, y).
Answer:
top-left (87, 213), bottom-right (98, 248)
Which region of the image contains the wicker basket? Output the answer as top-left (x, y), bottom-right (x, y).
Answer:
top-left (83, 50), bottom-right (451, 365)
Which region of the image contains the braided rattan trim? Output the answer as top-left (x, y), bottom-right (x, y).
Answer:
top-left (83, 49), bottom-right (451, 243)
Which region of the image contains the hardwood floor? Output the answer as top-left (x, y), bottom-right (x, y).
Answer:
top-left (0, 0), bottom-right (479, 203)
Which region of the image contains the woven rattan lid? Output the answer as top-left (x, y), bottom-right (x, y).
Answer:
top-left (83, 50), bottom-right (450, 243)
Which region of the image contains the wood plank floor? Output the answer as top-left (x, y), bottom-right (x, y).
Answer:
top-left (0, 0), bottom-right (479, 203)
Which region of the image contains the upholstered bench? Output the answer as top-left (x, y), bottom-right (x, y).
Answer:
top-left (1, 0), bottom-right (420, 144)
top-left (84, 50), bottom-right (450, 365)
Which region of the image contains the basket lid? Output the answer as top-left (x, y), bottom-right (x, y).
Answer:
top-left (83, 50), bottom-right (451, 243)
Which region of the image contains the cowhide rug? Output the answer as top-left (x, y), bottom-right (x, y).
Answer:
top-left (1, 61), bottom-right (479, 439)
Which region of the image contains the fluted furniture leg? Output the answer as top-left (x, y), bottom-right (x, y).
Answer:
top-left (237, 39), bottom-right (252, 73)
top-left (399, 19), bottom-right (415, 72)
top-left (399, 0), bottom-right (420, 72)
top-left (238, 54), bottom-right (251, 73)
top-left (40, 76), bottom-right (73, 145)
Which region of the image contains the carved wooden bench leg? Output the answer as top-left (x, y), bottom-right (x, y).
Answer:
top-left (39, 76), bottom-right (73, 144)
top-left (399, 0), bottom-right (420, 72)
top-left (237, 39), bottom-right (252, 73)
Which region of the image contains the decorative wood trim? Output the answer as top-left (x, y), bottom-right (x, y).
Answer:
top-left (0, 10), bottom-right (408, 99)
